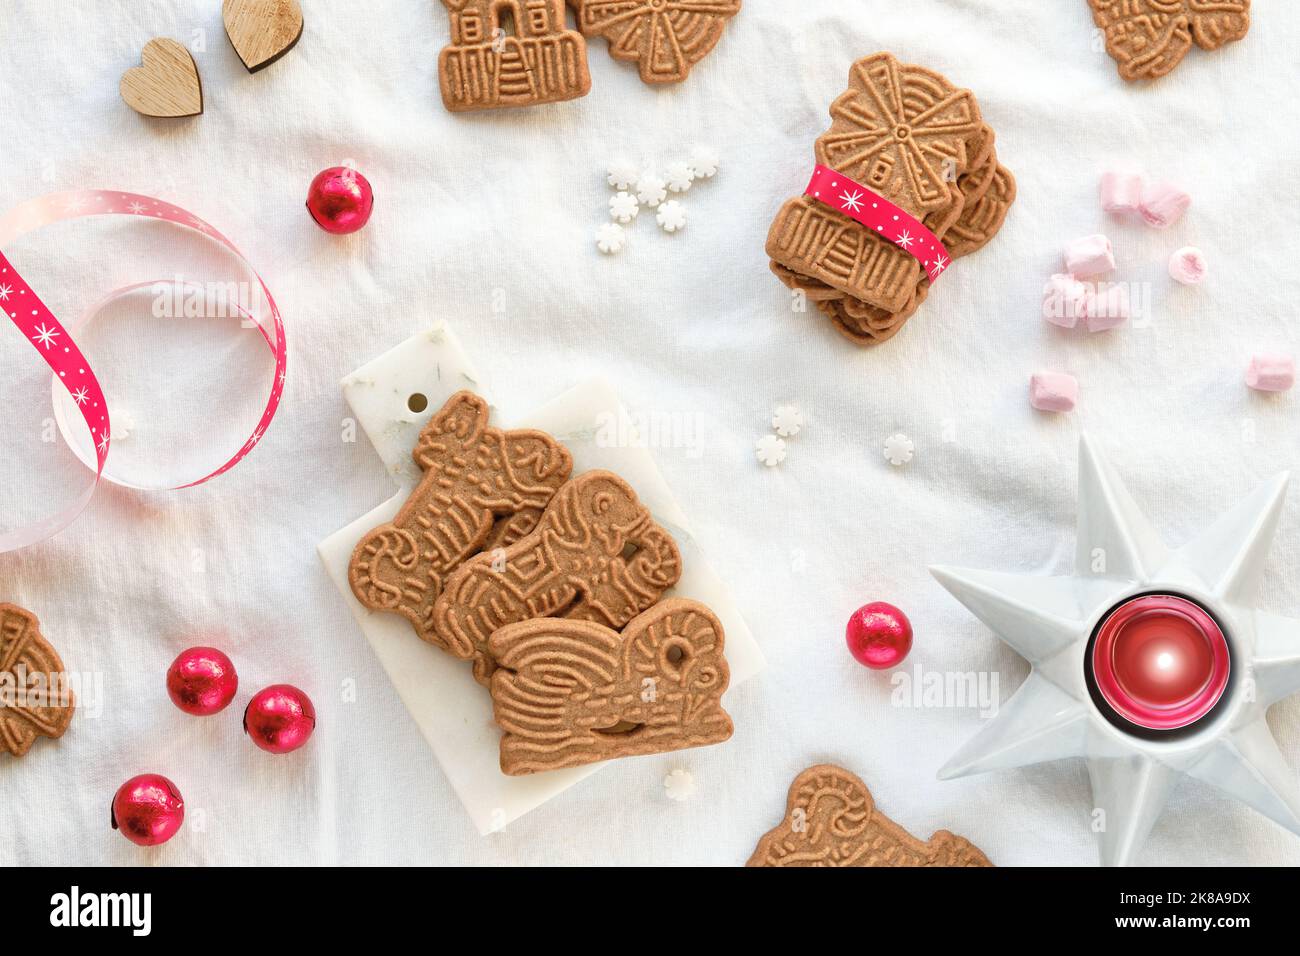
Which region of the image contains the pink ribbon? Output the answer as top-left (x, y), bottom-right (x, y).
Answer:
top-left (804, 164), bottom-right (951, 281)
top-left (0, 189), bottom-right (286, 552)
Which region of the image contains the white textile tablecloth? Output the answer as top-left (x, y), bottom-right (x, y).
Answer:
top-left (1, 0), bottom-right (1298, 865)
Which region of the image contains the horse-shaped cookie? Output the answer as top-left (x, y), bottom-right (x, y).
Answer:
top-left (0, 604), bottom-right (75, 759)
top-left (431, 469), bottom-right (683, 683)
top-left (489, 598), bottom-right (733, 775)
top-left (748, 764), bottom-right (992, 867)
top-left (349, 391), bottom-right (573, 646)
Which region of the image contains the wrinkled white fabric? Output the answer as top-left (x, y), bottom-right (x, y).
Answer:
top-left (1, 0), bottom-right (1298, 865)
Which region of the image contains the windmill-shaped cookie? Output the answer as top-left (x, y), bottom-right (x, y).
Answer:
top-left (349, 391), bottom-right (573, 646)
top-left (574, 0), bottom-right (743, 85)
top-left (766, 52), bottom-right (1016, 346)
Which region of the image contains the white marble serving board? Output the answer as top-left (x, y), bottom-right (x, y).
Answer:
top-left (317, 323), bottom-right (765, 834)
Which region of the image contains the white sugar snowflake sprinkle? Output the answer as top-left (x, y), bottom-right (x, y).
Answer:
top-left (771, 405), bottom-right (804, 438)
top-left (656, 200), bottom-right (687, 234)
top-left (607, 159), bottom-right (639, 191)
top-left (664, 769), bottom-right (696, 802)
top-left (689, 145), bottom-right (720, 179)
top-left (609, 191), bottom-right (639, 224)
top-left (31, 322), bottom-right (60, 349)
top-left (755, 434), bottom-right (787, 468)
top-left (666, 162), bottom-right (695, 193)
top-left (595, 222), bottom-right (626, 255)
top-left (636, 173), bottom-right (668, 208)
top-left (883, 433), bottom-right (914, 467)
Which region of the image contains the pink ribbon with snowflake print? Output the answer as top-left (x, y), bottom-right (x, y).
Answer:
top-left (0, 189), bottom-right (287, 553)
top-left (804, 165), bottom-right (951, 282)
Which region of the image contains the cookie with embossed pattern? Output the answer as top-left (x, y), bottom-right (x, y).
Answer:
top-left (575, 0), bottom-right (742, 85)
top-left (747, 764), bottom-right (992, 867)
top-left (437, 0), bottom-right (591, 112)
top-left (432, 469), bottom-right (683, 683)
top-left (490, 598), bottom-right (732, 774)
top-left (349, 391), bottom-right (573, 646)
top-left (767, 52), bottom-right (987, 314)
top-left (770, 144), bottom-right (1015, 345)
top-left (0, 605), bottom-right (75, 759)
top-left (1088, 0), bottom-right (1250, 82)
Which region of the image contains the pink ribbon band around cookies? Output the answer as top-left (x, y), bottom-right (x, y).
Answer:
top-left (804, 165), bottom-right (950, 281)
top-left (0, 189), bottom-right (287, 553)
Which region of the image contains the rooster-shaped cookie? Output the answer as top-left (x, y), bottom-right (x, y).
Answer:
top-left (432, 469), bottom-right (683, 683)
top-left (349, 391), bottom-right (572, 646)
top-left (489, 598), bottom-right (732, 775)
top-left (0, 604), bottom-right (75, 759)
top-left (748, 764), bottom-right (991, 867)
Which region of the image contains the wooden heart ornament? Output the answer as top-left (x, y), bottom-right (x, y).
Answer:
top-left (120, 38), bottom-right (203, 118)
top-left (223, 0), bottom-right (304, 73)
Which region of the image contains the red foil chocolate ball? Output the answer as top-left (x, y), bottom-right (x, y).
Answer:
top-left (244, 684), bottom-right (316, 754)
top-left (846, 601), bottom-right (913, 670)
top-left (111, 773), bottom-right (185, 847)
top-left (166, 646), bottom-right (238, 716)
top-left (306, 165), bottom-right (374, 234)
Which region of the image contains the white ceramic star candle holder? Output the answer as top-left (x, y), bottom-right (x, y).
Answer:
top-left (932, 436), bottom-right (1300, 866)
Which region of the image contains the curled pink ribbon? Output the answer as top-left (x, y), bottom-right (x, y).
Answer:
top-left (804, 164), bottom-right (951, 281)
top-left (0, 189), bottom-right (286, 552)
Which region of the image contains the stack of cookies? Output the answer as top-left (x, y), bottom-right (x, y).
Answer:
top-left (348, 391), bottom-right (734, 776)
top-left (766, 52), bottom-right (1016, 346)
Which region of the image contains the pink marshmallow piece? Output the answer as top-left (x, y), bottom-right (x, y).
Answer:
top-left (1168, 246), bottom-right (1207, 285)
top-left (1246, 354), bottom-right (1296, 393)
top-left (1064, 234), bottom-right (1115, 278)
top-left (1100, 172), bottom-right (1143, 215)
top-left (1042, 273), bottom-right (1089, 328)
top-left (1140, 182), bottom-right (1191, 229)
top-left (1030, 372), bottom-right (1079, 413)
top-left (1083, 283), bottom-right (1130, 332)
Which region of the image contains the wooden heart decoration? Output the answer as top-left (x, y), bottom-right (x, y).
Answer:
top-left (222, 0), bottom-right (304, 73)
top-left (120, 38), bottom-right (203, 118)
